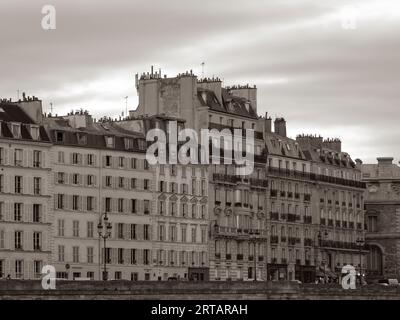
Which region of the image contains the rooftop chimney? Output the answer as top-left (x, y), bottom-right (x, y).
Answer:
top-left (274, 118), bottom-right (287, 137)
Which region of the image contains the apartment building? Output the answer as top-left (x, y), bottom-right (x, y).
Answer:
top-left (263, 118), bottom-right (315, 282)
top-left (297, 135), bottom-right (366, 279)
top-left (44, 111), bottom-right (155, 281)
top-left (0, 98), bottom-right (52, 279)
top-left (361, 157), bottom-right (400, 280)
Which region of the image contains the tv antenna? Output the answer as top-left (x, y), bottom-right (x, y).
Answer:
top-left (50, 102), bottom-right (54, 114)
top-left (201, 62), bottom-right (205, 78)
top-left (124, 96), bottom-right (128, 118)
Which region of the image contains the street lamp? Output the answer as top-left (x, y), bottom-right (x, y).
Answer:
top-left (356, 237), bottom-right (365, 284)
top-left (98, 212), bottom-right (112, 281)
top-left (318, 230), bottom-right (329, 283)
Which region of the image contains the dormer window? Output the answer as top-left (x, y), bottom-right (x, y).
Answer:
top-left (124, 137), bottom-right (134, 150)
top-left (137, 139), bottom-right (146, 151)
top-left (56, 131), bottom-right (64, 142)
top-left (11, 123), bottom-right (21, 139)
top-left (30, 125), bottom-right (40, 140)
top-left (105, 136), bottom-right (114, 148)
top-left (77, 133), bottom-right (87, 145)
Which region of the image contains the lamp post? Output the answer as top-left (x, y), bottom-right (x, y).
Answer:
top-left (356, 237), bottom-right (365, 284)
top-left (318, 230), bottom-right (329, 283)
top-left (98, 212), bottom-right (112, 281)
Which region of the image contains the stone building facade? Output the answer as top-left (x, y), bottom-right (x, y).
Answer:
top-left (0, 98), bottom-right (53, 279)
top-left (0, 68), bottom-right (368, 282)
top-left (361, 157), bottom-right (400, 280)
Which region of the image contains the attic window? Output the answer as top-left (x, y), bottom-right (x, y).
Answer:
top-left (105, 136), bottom-right (114, 148)
top-left (30, 125), bottom-right (40, 140)
top-left (77, 133), bottom-right (87, 145)
top-left (245, 102), bottom-right (250, 112)
top-left (286, 143), bottom-right (291, 151)
top-left (56, 131), bottom-right (64, 142)
top-left (11, 123), bottom-right (21, 139)
top-left (137, 139), bottom-right (146, 151)
top-left (124, 137), bottom-right (134, 150)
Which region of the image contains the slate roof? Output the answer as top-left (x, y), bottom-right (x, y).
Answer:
top-left (197, 88), bottom-right (258, 119)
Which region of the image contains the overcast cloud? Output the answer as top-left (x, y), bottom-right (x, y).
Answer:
top-left (0, 0), bottom-right (399, 163)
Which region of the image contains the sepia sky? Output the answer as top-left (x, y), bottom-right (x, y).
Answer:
top-left (0, 0), bottom-right (399, 163)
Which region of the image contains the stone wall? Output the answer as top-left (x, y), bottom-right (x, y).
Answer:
top-left (1, 280), bottom-right (400, 300)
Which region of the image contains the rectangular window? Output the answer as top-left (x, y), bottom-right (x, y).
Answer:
top-left (144, 179), bottom-right (149, 190)
top-left (57, 194), bottom-right (64, 209)
top-left (131, 178), bottom-right (137, 189)
top-left (87, 196), bottom-right (94, 211)
top-left (14, 149), bottom-right (23, 166)
top-left (58, 245), bottom-right (65, 262)
top-left (73, 220), bottom-right (79, 237)
top-left (131, 199), bottom-right (137, 213)
top-left (15, 231), bottom-right (23, 250)
top-left (33, 150), bottom-right (41, 167)
top-left (57, 172), bottom-right (65, 184)
top-left (105, 155), bottom-right (112, 167)
top-left (87, 247), bottom-right (94, 263)
top-left (58, 151), bottom-right (64, 163)
top-left (130, 224), bottom-right (136, 240)
top-left (143, 225), bottom-right (150, 240)
top-left (118, 198), bottom-right (124, 213)
top-left (33, 177), bottom-right (41, 195)
top-left (33, 232), bottom-right (41, 250)
top-left (87, 154), bottom-right (94, 166)
top-left (72, 153), bottom-right (79, 164)
top-left (144, 200), bottom-right (150, 215)
top-left (87, 221), bottom-right (94, 238)
top-left (105, 198), bottom-right (111, 212)
top-left (14, 203), bottom-right (22, 221)
top-left (72, 246), bottom-right (79, 263)
top-left (58, 219), bottom-right (65, 236)
top-left (33, 204), bottom-right (41, 223)
top-left (15, 260), bottom-right (23, 278)
top-left (130, 249), bottom-right (136, 264)
top-left (117, 223), bottom-right (124, 239)
top-left (73, 195), bottom-right (79, 210)
top-left (15, 176), bottom-right (22, 193)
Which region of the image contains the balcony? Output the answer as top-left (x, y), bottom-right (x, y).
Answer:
top-left (304, 238), bottom-right (313, 246)
top-left (304, 194), bottom-right (311, 202)
top-left (250, 178), bottom-right (268, 188)
top-left (357, 222), bottom-right (363, 230)
top-left (281, 258), bottom-right (287, 264)
top-left (270, 235), bottom-right (279, 244)
top-left (237, 254), bottom-right (243, 261)
top-left (296, 259), bottom-right (301, 265)
top-left (226, 254), bottom-right (232, 260)
top-left (280, 213), bottom-right (287, 221)
top-left (271, 258), bottom-right (277, 264)
top-left (267, 167), bottom-right (366, 189)
top-left (335, 220), bottom-right (341, 228)
top-left (320, 218), bottom-right (326, 225)
top-left (212, 225), bottom-right (268, 239)
top-left (349, 222), bottom-right (355, 229)
top-left (335, 201), bottom-right (340, 206)
top-left (294, 193), bottom-right (300, 199)
top-left (270, 189), bottom-right (278, 197)
top-left (280, 236), bottom-right (287, 242)
top-left (342, 221), bottom-right (348, 228)
top-left (304, 216), bottom-right (312, 224)
top-left (258, 256), bottom-right (264, 262)
top-left (248, 255), bottom-right (254, 261)
top-left (328, 219), bottom-right (333, 227)
top-left (287, 213), bottom-right (296, 222)
top-left (280, 191), bottom-right (286, 197)
top-left (288, 237), bottom-right (297, 246)
top-left (287, 192), bottom-right (293, 198)
top-left (270, 212), bottom-right (279, 221)
top-left (215, 253), bottom-right (221, 259)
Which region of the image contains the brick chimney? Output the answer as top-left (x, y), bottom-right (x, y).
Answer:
top-left (274, 118), bottom-right (286, 137)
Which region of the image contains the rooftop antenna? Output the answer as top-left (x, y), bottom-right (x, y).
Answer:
top-left (201, 62), bottom-right (205, 78)
top-left (17, 89), bottom-right (20, 101)
top-left (124, 96), bottom-right (128, 118)
top-left (50, 102), bottom-right (54, 114)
